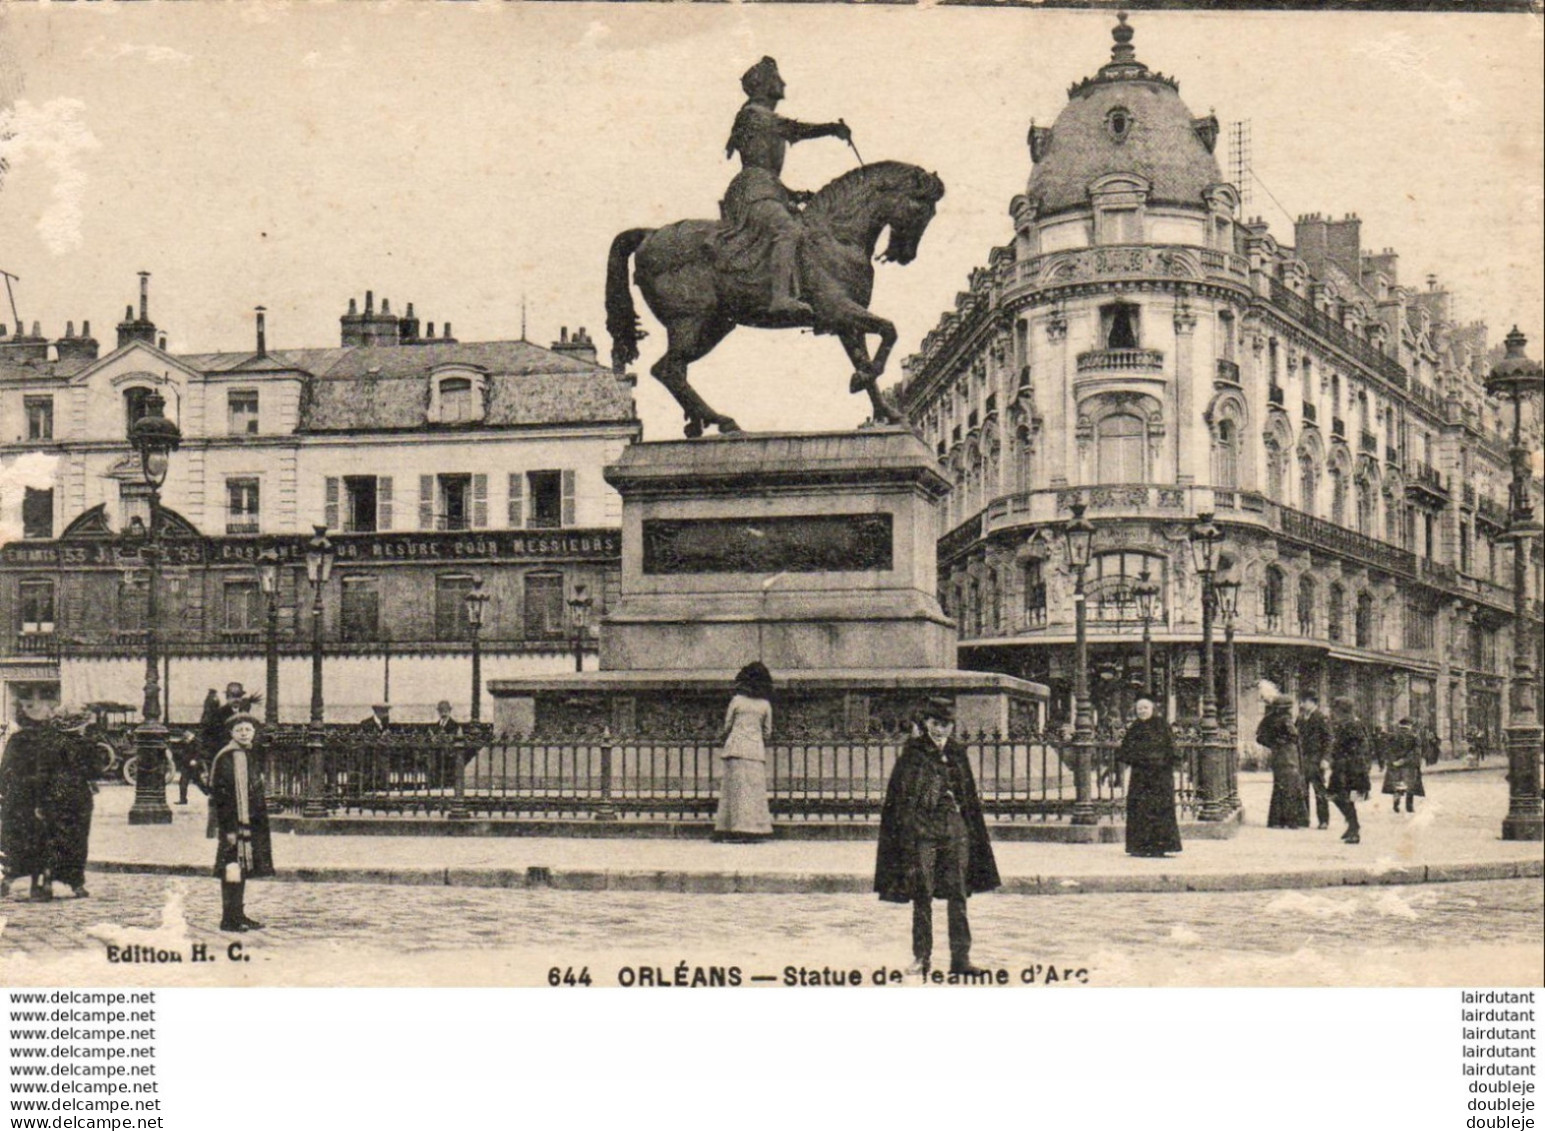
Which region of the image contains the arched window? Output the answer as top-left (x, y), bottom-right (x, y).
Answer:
top-left (1214, 419), bottom-right (1239, 488)
top-left (123, 387), bottom-right (154, 439)
top-left (1328, 584), bottom-right (1346, 643)
top-left (1298, 454), bottom-right (1318, 517)
top-left (1096, 413), bottom-right (1147, 484)
top-left (1263, 437), bottom-right (1286, 502)
top-left (1023, 559), bottom-right (1047, 628)
top-left (1101, 304), bottom-right (1141, 350)
top-left (985, 568), bottom-right (1000, 636)
top-left (1330, 469), bottom-right (1348, 526)
top-left (1356, 477), bottom-right (1376, 536)
top-left (1296, 574), bottom-right (1316, 636)
top-left (1355, 591), bottom-right (1374, 648)
top-left (1087, 551), bottom-right (1166, 625)
top-left (1263, 566), bottom-right (1284, 631)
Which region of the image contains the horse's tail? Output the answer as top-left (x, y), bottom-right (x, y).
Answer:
top-left (605, 228), bottom-right (653, 373)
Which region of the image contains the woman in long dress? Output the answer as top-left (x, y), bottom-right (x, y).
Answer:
top-left (713, 662), bottom-right (774, 843)
top-left (210, 713), bottom-right (275, 932)
top-left (1113, 698), bottom-right (1182, 858)
top-left (1258, 692), bottom-right (1309, 829)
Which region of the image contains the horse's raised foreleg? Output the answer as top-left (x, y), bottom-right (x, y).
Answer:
top-left (653, 316), bottom-right (740, 437)
top-left (833, 305), bottom-right (905, 425)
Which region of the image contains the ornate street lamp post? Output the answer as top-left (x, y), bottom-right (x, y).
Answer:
top-left (1133, 567), bottom-right (1159, 699)
top-left (1189, 513), bottom-right (1227, 820)
top-left (1061, 503), bottom-right (1097, 826)
top-left (1215, 572), bottom-right (1241, 736)
top-left (258, 547), bottom-right (281, 726)
top-left (464, 577), bottom-right (489, 723)
top-left (302, 526), bottom-right (335, 818)
top-left (127, 391), bottom-right (180, 826)
top-left (1485, 327), bottom-right (1544, 842)
top-left (567, 583), bottom-right (593, 674)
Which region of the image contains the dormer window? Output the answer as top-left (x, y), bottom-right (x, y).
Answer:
top-left (440, 378), bottom-right (474, 423)
top-left (427, 367), bottom-right (486, 425)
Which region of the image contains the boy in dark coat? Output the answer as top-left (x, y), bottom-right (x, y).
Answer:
top-left (210, 714), bottom-right (275, 932)
top-left (874, 698), bottom-right (999, 977)
top-left (1, 697), bottom-right (67, 901)
top-left (1327, 697), bottom-right (1372, 844)
top-left (1296, 693), bottom-right (1333, 829)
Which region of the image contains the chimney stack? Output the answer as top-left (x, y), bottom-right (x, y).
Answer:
top-left (550, 324), bottom-right (598, 365)
top-left (116, 272), bottom-right (160, 348)
top-left (340, 289), bottom-right (402, 347)
top-left (53, 318), bottom-right (101, 365)
top-left (256, 306), bottom-right (267, 356)
top-left (0, 318), bottom-right (50, 362)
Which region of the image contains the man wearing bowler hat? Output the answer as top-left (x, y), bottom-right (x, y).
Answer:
top-left (874, 697), bottom-right (999, 977)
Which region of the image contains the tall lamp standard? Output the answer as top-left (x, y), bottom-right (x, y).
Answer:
top-left (301, 526), bottom-right (335, 818)
top-left (1061, 503), bottom-right (1096, 825)
top-left (257, 547), bottom-right (281, 726)
top-left (1132, 567), bottom-right (1160, 699)
top-left (464, 577), bottom-right (489, 723)
top-left (1215, 571), bottom-right (1241, 736)
top-left (567, 583), bottom-right (593, 674)
top-left (1485, 327), bottom-right (1544, 842)
top-left (1189, 513), bottom-right (1227, 820)
top-left (127, 391), bottom-right (180, 826)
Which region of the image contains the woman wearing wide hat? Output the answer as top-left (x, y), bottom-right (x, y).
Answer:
top-left (713, 662), bottom-right (775, 842)
top-left (1257, 684), bottom-right (1309, 830)
top-left (209, 713), bottom-right (275, 932)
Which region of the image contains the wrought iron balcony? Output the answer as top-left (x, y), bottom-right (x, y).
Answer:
top-left (1302, 401), bottom-right (1317, 424)
top-left (1406, 460), bottom-right (1449, 503)
top-left (1477, 495), bottom-right (1509, 529)
top-left (1332, 417), bottom-right (1346, 439)
top-left (15, 632), bottom-right (59, 656)
top-left (1076, 348), bottom-right (1164, 374)
top-left (1277, 506), bottom-right (1417, 578)
top-left (226, 521), bottom-right (261, 536)
top-left (1215, 358), bottom-right (1240, 385)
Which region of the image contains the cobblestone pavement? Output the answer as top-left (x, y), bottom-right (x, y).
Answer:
top-left (2, 872), bottom-right (1539, 987)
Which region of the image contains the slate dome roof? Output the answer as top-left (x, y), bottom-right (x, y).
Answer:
top-left (1025, 13), bottom-right (1223, 217)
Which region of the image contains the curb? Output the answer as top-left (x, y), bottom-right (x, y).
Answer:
top-left (87, 855), bottom-right (1543, 896)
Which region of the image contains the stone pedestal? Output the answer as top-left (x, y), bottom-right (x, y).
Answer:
top-left (491, 428), bottom-right (1047, 739)
top-left (601, 428), bottom-right (955, 672)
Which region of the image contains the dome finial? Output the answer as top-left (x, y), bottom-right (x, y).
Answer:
top-left (1111, 10), bottom-right (1136, 64)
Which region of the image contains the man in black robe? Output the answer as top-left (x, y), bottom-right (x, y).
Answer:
top-left (1297, 693), bottom-right (1333, 830)
top-left (1, 695), bottom-right (67, 900)
top-left (874, 698), bottom-right (999, 977)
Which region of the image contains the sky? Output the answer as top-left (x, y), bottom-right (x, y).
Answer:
top-left (0, 4), bottom-right (1540, 442)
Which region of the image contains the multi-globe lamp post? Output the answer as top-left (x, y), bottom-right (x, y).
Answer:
top-left (464, 577), bottom-right (489, 723)
top-left (126, 391), bottom-right (180, 827)
top-left (1485, 327), bottom-right (1544, 842)
top-left (1061, 503), bottom-right (1097, 826)
top-left (1132, 567), bottom-right (1159, 699)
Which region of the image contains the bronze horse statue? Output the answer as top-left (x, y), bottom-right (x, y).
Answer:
top-left (606, 161), bottom-right (945, 437)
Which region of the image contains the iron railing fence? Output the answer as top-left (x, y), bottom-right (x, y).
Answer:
top-left (258, 724), bottom-right (1218, 825)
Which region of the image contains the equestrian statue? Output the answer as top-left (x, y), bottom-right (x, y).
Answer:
top-left (606, 57), bottom-right (945, 437)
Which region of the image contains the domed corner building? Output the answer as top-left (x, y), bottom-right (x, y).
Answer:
top-left (894, 13), bottom-right (1542, 770)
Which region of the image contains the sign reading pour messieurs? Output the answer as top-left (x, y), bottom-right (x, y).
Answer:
top-left (642, 514), bottom-right (893, 574)
top-left (0, 529), bottom-right (623, 569)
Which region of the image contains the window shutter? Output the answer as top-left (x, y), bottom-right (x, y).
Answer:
top-left (419, 475), bottom-right (435, 530)
top-left (377, 477), bottom-right (393, 531)
top-left (507, 473), bottom-right (523, 529)
top-left (324, 477), bottom-right (339, 530)
top-left (561, 469), bottom-right (576, 528)
top-left (472, 474), bottom-right (488, 529)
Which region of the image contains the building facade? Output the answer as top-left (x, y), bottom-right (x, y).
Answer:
top-left (0, 280), bottom-right (638, 727)
top-left (893, 16), bottom-right (1544, 754)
